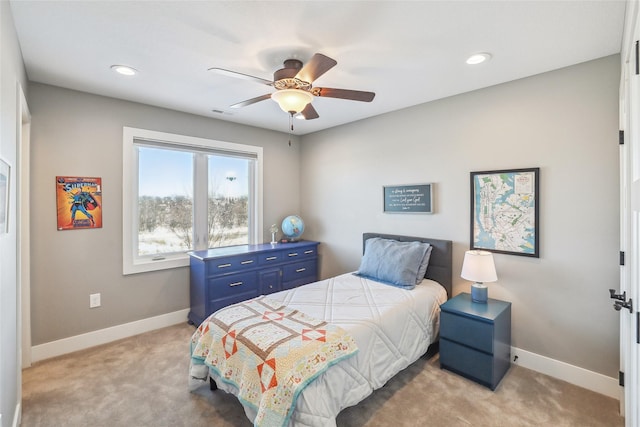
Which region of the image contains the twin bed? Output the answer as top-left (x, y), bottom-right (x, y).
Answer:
top-left (189, 232), bottom-right (453, 427)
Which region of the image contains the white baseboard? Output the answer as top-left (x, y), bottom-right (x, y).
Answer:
top-left (28, 313), bottom-right (619, 400)
top-left (30, 308), bottom-right (190, 363)
top-left (511, 346), bottom-right (619, 399)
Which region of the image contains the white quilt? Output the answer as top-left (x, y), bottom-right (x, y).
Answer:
top-left (206, 272), bottom-right (447, 427)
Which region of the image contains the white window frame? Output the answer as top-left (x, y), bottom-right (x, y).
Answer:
top-left (122, 127), bottom-right (263, 275)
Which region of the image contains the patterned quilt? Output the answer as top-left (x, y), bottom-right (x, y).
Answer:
top-left (190, 296), bottom-right (358, 427)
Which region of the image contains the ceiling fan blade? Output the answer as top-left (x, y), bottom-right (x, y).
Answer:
top-left (208, 67), bottom-right (273, 86)
top-left (313, 87), bottom-right (376, 102)
top-left (296, 53), bottom-right (337, 83)
top-left (230, 93), bottom-right (272, 108)
top-left (300, 104), bottom-right (319, 120)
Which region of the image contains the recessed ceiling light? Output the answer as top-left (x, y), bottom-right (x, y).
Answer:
top-left (110, 65), bottom-right (138, 76)
top-left (466, 53), bottom-right (492, 65)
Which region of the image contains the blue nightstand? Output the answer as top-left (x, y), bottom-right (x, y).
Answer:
top-left (439, 293), bottom-right (511, 390)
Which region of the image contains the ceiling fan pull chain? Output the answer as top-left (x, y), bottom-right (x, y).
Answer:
top-left (288, 112), bottom-right (294, 146)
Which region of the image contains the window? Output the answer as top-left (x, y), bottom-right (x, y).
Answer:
top-left (123, 127), bottom-right (263, 274)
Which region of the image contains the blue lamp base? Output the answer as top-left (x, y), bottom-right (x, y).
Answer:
top-left (471, 283), bottom-right (488, 303)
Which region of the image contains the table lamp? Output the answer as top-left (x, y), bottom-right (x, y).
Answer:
top-left (461, 250), bottom-right (497, 303)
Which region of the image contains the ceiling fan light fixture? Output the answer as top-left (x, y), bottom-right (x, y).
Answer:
top-left (271, 89), bottom-right (313, 114)
top-left (466, 52), bottom-right (492, 65)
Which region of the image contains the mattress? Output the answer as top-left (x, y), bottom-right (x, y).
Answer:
top-left (200, 272), bottom-right (447, 427)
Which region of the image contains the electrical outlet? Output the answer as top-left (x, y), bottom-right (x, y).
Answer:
top-left (89, 293), bottom-right (101, 308)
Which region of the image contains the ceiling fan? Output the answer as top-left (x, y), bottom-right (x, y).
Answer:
top-left (209, 53), bottom-right (375, 120)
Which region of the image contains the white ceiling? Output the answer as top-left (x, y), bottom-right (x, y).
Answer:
top-left (10, 0), bottom-right (626, 136)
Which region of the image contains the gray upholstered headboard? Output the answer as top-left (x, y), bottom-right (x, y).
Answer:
top-left (363, 232), bottom-right (453, 298)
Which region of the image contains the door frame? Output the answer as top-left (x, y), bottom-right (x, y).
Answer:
top-left (18, 84), bottom-right (31, 369)
top-left (620, 1), bottom-right (639, 424)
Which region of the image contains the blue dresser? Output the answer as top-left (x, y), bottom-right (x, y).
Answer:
top-left (439, 293), bottom-right (511, 390)
top-left (188, 241), bottom-right (319, 326)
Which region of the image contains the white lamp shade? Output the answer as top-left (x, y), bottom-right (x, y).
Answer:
top-left (461, 250), bottom-right (497, 283)
top-left (271, 89), bottom-right (313, 113)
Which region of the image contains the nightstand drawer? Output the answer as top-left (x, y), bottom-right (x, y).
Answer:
top-left (440, 338), bottom-right (493, 386)
top-left (440, 311), bottom-right (494, 354)
top-left (209, 272), bottom-right (258, 298)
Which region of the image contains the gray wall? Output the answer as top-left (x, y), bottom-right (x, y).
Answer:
top-left (28, 55), bottom-right (620, 380)
top-left (28, 83), bottom-right (301, 345)
top-left (1, 1), bottom-right (28, 425)
top-left (300, 55), bottom-right (621, 377)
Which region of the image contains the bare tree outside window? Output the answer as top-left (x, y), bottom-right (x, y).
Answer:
top-left (124, 127), bottom-right (262, 275)
top-left (207, 156), bottom-right (249, 248)
top-left (136, 146), bottom-right (250, 256)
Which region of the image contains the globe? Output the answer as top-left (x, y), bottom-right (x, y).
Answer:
top-left (281, 215), bottom-right (305, 241)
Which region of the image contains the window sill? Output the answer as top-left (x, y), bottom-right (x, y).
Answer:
top-left (123, 254), bottom-right (189, 275)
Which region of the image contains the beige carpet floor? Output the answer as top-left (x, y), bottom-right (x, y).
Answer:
top-left (22, 323), bottom-right (623, 427)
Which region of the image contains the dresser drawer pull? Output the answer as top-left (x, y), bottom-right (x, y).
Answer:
top-left (296, 268), bottom-right (306, 273)
top-left (265, 256), bottom-right (278, 261)
top-left (288, 253), bottom-right (298, 257)
top-left (304, 250), bottom-right (314, 254)
top-left (217, 263), bottom-right (232, 268)
top-left (229, 281), bottom-right (243, 287)
top-left (240, 260), bottom-right (254, 265)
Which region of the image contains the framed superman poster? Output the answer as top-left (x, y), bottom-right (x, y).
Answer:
top-left (56, 176), bottom-right (102, 230)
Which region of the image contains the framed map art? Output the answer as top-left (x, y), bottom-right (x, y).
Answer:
top-left (470, 168), bottom-right (539, 257)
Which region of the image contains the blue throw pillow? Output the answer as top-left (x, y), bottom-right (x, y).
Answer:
top-left (415, 244), bottom-right (433, 285)
top-left (356, 238), bottom-right (430, 289)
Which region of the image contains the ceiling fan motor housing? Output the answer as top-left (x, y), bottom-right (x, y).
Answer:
top-left (273, 59), bottom-right (303, 81)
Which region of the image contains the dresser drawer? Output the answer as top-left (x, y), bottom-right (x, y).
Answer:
top-left (211, 292), bottom-right (258, 314)
top-left (283, 246), bottom-right (317, 260)
top-left (282, 260), bottom-right (317, 282)
top-left (440, 311), bottom-right (494, 354)
top-left (440, 338), bottom-right (493, 386)
top-left (209, 271), bottom-right (258, 298)
top-left (258, 251), bottom-right (283, 265)
top-left (208, 254), bottom-right (258, 275)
